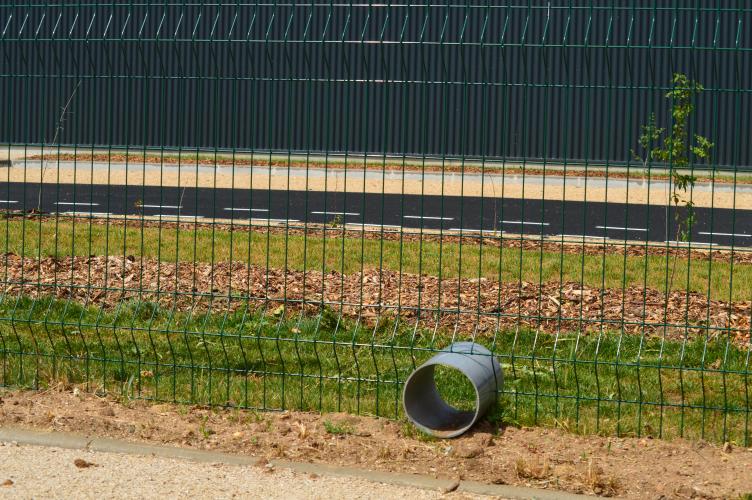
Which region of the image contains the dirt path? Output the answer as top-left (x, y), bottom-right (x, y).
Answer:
top-left (0, 388), bottom-right (750, 499)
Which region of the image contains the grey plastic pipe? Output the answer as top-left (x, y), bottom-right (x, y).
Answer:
top-left (402, 342), bottom-right (502, 438)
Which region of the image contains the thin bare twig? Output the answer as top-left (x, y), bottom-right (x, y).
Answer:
top-left (38, 80), bottom-right (82, 210)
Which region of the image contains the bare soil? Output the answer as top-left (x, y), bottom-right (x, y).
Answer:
top-left (3, 252), bottom-right (751, 343)
top-left (1, 387), bottom-right (751, 499)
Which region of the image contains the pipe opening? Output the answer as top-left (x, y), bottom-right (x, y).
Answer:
top-left (403, 365), bottom-right (480, 437)
top-left (433, 364), bottom-right (478, 413)
top-left (402, 342), bottom-right (501, 438)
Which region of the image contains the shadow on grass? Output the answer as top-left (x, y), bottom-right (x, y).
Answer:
top-left (0, 295), bottom-right (749, 445)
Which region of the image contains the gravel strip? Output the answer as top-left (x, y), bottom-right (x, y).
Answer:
top-left (0, 442), bottom-right (479, 500)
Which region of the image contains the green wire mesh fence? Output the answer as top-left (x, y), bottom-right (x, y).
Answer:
top-left (1, 1), bottom-right (751, 444)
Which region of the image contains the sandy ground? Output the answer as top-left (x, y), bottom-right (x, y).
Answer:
top-left (4, 160), bottom-right (752, 209)
top-left (0, 442), bottom-right (480, 500)
top-left (1, 388), bottom-right (751, 499)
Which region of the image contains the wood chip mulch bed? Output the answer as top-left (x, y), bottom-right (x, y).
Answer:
top-left (1, 253), bottom-right (750, 344)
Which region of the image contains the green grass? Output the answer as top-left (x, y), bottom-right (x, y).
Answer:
top-left (323, 420), bottom-right (354, 435)
top-left (434, 365), bottom-right (478, 412)
top-left (2, 218), bottom-right (752, 302)
top-left (0, 295), bottom-right (749, 445)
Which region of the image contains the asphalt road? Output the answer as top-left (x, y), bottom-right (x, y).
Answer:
top-left (3, 182), bottom-right (752, 247)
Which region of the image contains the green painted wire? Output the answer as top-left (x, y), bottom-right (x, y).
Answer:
top-left (0, 0), bottom-right (750, 444)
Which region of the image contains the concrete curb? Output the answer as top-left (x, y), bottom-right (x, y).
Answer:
top-left (0, 426), bottom-right (597, 500)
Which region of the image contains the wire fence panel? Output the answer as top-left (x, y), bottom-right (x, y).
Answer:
top-left (1, 1), bottom-right (751, 445)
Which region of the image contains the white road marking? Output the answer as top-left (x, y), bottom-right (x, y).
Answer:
top-left (403, 215), bottom-right (453, 221)
top-left (149, 214), bottom-right (204, 221)
top-left (0, 200), bottom-right (17, 204)
top-left (449, 228), bottom-right (502, 234)
top-left (596, 225), bottom-right (648, 232)
top-left (55, 202), bottom-right (99, 206)
top-left (359, 223), bottom-right (403, 230)
top-left (311, 211), bottom-right (360, 216)
top-left (698, 231), bottom-right (751, 238)
top-left (558, 234), bottom-right (608, 240)
top-left (60, 211), bottom-right (113, 217)
top-left (665, 240), bottom-right (715, 247)
top-left (139, 204), bottom-right (181, 209)
top-left (224, 207), bottom-right (269, 212)
top-left (501, 220), bottom-right (550, 226)
top-left (251, 218), bottom-right (300, 223)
